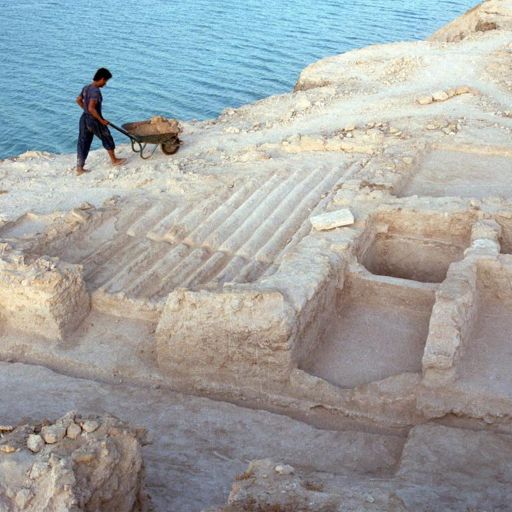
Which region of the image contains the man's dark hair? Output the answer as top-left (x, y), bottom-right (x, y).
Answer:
top-left (93, 68), bottom-right (113, 81)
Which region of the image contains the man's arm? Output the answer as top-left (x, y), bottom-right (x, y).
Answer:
top-left (76, 95), bottom-right (84, 109)
top-left (87, 99), bottom-right (109, 126)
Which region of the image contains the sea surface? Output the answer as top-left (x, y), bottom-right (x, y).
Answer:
top-left (0, 0), bottom-right (476, 159)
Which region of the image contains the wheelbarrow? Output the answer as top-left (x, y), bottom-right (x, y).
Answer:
top-left (109, 118), bottom-right (181, 159)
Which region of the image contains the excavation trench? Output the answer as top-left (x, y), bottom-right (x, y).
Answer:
top-left (301, 273), bottom-right (436, 388)
top-left (360, 232), bottom-right (465, 283)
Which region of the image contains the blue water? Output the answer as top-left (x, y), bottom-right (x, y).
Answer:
top-left (0, 0), bottom-right (475, 159)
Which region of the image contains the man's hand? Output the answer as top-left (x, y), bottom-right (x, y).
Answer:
top-left (88, 99), bottom-right (109, 126)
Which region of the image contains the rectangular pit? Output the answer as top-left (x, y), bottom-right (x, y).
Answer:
top-left (360, 232), bottom-right (465, 283)
top-left (400, 149), bottom-right (512, 199)
top-left (457, 258), bottom-right (512, 397)
top-left (358, 210), bottom-right (471, 283)
top-left (300, 274), bottom-right (436, 388)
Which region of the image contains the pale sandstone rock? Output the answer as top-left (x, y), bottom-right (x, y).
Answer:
top-left (81, 419), bottom-right (99, 433)
top-left (310, 209), bottom-right (355, 230)
top-left (40, 425), bottom-right (66, 444)
top-left (26, 435), bottom-right (44, 453)
top-left (455, 85), bottom-right (472, 95)
top-left (55, 411), bottom-right (78, 429)
top-left (66, 422), bottom-right (81, 440)
top-left (274, 463), bottom-right (295, 475)
top-left (432, 90), bottom-right (449, 102)
top-left (417, 95), bottom-right (434, 105)
top-left (0, 444), bottom-right (17, 454)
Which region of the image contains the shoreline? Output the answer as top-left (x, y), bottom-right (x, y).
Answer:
top-left (0, 1), bottom-right (478, 162)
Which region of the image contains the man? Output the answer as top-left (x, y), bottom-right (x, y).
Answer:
top-left (76, 67), bottom-right (126, 175)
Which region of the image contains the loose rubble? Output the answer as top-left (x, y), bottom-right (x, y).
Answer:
top-left (0, 412), bottom-right (148, 512)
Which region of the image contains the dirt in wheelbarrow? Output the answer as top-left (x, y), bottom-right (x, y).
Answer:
top-left (129, 116), bottom-right (182, 137)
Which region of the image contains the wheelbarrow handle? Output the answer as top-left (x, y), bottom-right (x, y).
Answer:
top-left (109, 121), bottom-right (153, 158)
top-left (109, 122), bottom-right (141, 143)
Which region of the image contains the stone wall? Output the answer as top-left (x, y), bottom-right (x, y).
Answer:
top-left (0, 245), bottom-right (89, 340)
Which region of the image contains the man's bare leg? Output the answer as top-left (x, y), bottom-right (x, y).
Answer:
top-left (107, 149), bottom-right (127, 166)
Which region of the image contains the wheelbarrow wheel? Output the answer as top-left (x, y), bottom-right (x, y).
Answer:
top-left (161, 137), bottom-right (180, 155)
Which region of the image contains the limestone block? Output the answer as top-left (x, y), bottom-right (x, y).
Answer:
top-left (0, 413), bottom-right (148, 511)
top-left (26, 435), bottom-right (44, 453)
top-left (66, 423), bottom-right (81, 440)
top-left (417, 95), bottom-right (433, 105)
top-left (455, 85), bottom-right (472, 95)
top-left (0, 248), bottom-right (90, 340)
top-left (282, 134), bottom-right (325, 153)
top-left (81, 419), bottom-right (99, 433)
top-left (40, 425), bottom-right (66, 444)
top-left (310, 209), bottom-right (354, 231)
top-left (156, 288), bottom-right (297, 385)
top-left (432, 90), bottom-right (449, 102)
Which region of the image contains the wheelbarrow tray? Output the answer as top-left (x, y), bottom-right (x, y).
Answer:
top-left (121, 120), bottom-right (180, 144)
